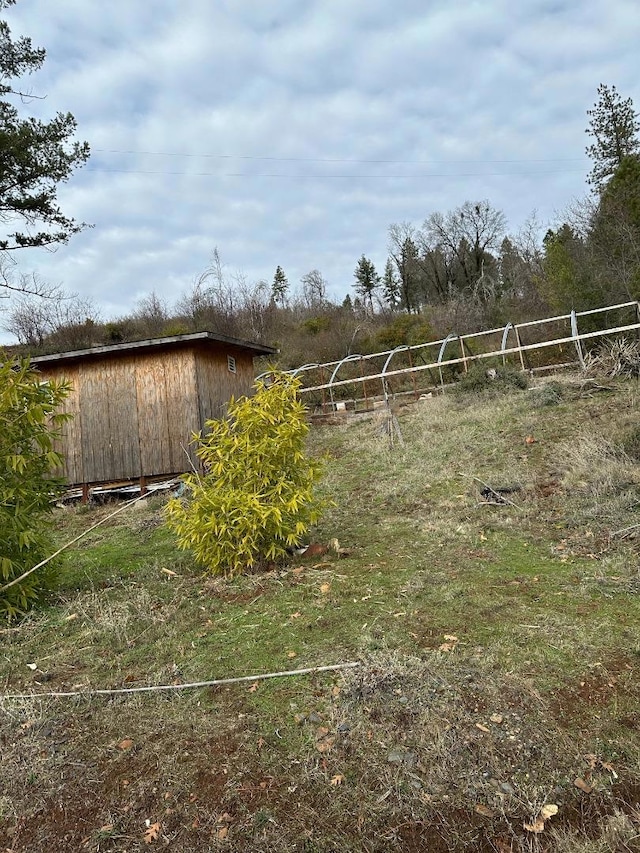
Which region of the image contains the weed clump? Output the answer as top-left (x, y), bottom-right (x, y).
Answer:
top-left (584, 338), bottom-right (640, 378)
top-left (453, 363), bottom-right (528, 395)
top-left (620, 425), bottom-right (640, 462)
top-left (556, 433), bottom-right (640, 528)
top-left (530, 380), bottom-right (566, 407)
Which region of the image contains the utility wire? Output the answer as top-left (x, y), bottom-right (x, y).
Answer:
top-left (86, 167), bottom-right (585, 178)
top-left (94, 147), bottom-right (589, 165)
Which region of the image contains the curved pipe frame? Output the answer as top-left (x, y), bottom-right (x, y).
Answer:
top-left (570, 310), bottom-right (585, 368)
top-left (258, 301), bottom-right (640, 408)
top-left (380, 345), bottom-right (410, 403)
top-left (328, 354), bottom-right (364, 410)
top-left (437, 333), bottom-right (458, 391)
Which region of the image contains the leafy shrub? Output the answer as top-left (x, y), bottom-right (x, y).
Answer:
top-left (453, 362), bottom-right (528, 395)
top-left (165, 373), bottom-right (325, 576)
top-left (302, 316), bottom-right (331, 335)
top-left (375, 314), bottom-right (433, 349)
top-left (0, 356), bottom-right (70, 619)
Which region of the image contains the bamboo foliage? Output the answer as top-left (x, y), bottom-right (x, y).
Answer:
top-left (165, 373), bottom-right (325, 576)
top-left (0, 356), bottom-right (70, 618)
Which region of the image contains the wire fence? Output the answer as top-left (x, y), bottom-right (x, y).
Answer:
top-left (263, 301), bottom-right (640, 413)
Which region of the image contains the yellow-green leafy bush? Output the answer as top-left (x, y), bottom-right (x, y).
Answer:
top-left (0, 355), bottom-right (70, 619)
top-left (165, 373), bottom-right (324, 576)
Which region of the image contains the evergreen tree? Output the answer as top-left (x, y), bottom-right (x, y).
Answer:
top-left (586, 84), bottom-right (640, 192)
top-left (382, 257), bottom-right (401, 309)
top-left (353, 254), bottom-right (380, 313)
top-left (541, 225), bottom-right (602, 311)
top-left (271, 265), bottom-right (289, 306)
top-left (498, 235), bottom-right (540, 302)
top-left (389, 237), bottom-right (423, 312)
top-left (1, 1), bottom-right (90, 256)
top-left (388, 223), bottom-right (424, 313)
top-left (420, 247), bottom-right (450, 304)
top-left (588, 154), bottom-right (640, 299)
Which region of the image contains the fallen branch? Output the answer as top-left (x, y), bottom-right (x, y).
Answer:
top-left (0, 491), bottom-right (150, 596)
top-left (610, 522), bottom-right (640, 538)
top-left (459, 473), bottom-right (522, 510)
top-left (0, 662), bottom-right (361, 701)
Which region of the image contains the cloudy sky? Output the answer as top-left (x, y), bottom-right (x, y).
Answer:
top-left (1, 0), bottom-right (638, 337)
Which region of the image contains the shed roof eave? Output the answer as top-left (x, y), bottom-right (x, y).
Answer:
top-left (29, 331), bottom-right (278, 366)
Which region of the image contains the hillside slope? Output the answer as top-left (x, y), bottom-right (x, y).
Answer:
top-left (1, 373), bottom-right (639, 852)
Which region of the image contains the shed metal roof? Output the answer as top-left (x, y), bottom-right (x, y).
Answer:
top-left (29, 331), bottom-right (278, 367)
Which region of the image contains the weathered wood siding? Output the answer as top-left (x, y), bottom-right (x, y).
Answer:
top-left (81, 357), bottom-right (141, 481)
top-left (193, 344), bottom-right (256, 426)
top-left (46, 363), bottom-right (84, 484)
top-left (35, 342), bottom-right (260, 486)
top-left (158, 349), bottom-right (200, 475)
top-left (135, 353), bottom-right (172, 477)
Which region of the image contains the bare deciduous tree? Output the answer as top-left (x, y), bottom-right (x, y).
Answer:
top-left (0, 255), bottom-right (62, 299)
top-left (300, 269), bottom-right (327, 309)
top-left (235, 274), bottom-right (272, 341)
top-left (176, 248), bottom-right (240, 336)
top-left (133, 291), bottom-right (169, 337)
top-left (3, 289), bottom-right (99, 349)
top-left (422, 201), bottom-right (506, 300)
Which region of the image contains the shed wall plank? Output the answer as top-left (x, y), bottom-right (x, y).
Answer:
top-left (78, 364), bottom-right (110, 482)
top-left (135, 355), bottom-right (171, 477)
top-left (39, 364), bottom-right (84, 485)
top-left (57, 365), bottom-right (83, 484)
top-left (163, 349), bottom-right (200, 473)
top-left (194, 346), bottom-right (256, 426)
top-left (104, 359), bottom-right (141, 479)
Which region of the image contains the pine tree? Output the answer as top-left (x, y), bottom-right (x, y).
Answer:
top-left (0, 0), bottom-right (90, 255)
top-left (397, 237), bottom-right (421, 313)
top-left (271, 265), bottom-right (288, 306)
top-left (342, 293), bottom-right (354, 311)
top-left (541, 225), bottom-right (602, 311)
top-left (382, 257), bottom-right (401, 309)
top-left (588, 154), bottom-right (640, 299)
top-left (586, 84), bottom-right (640, 192)
top-left (353, 254), bottom-right (380, 314)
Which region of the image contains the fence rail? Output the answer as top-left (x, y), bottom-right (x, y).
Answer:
top-left (264, 302), bottom-right (640, 413)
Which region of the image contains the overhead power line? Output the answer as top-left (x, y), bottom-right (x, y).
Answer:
top-left (86, 166), bottom-right (585, 178)
top-left (94, 147), bottom-right (589, 166)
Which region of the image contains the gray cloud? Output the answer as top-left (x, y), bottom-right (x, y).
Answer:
top-left (1, 0), bottom-right (638, 341)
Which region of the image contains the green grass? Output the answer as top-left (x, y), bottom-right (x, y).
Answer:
top-left (1, 374), bottom-right (639, 852)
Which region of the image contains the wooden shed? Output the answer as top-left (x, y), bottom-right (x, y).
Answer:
top-left (31, 332), bottom-right (277, 492)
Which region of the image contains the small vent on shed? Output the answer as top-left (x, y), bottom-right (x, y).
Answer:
top-left (227, 355), bottom-right (237, 374)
